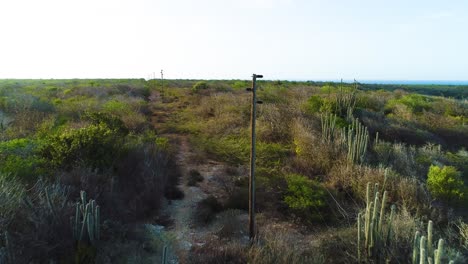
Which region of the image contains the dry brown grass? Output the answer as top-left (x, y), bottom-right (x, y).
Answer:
top-left (291, 117), bottom-right (342, 175)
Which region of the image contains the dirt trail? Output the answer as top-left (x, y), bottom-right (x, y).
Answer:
top-left (165, 136), bottom-right (207, 250)
top-left (163, 134), bottom-right (236, 262)
top-left (149, 90), bottom-right (250, 263)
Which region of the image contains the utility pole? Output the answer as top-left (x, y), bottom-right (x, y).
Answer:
top-left (247, 73), bottom-right (263, 241)
top-left (161, 69), bottom-right (164, 91)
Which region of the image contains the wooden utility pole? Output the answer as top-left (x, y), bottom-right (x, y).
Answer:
top-left (161, 69), bottom-right (164, 91)
top-left (248, 73), bottom-right (263, 241)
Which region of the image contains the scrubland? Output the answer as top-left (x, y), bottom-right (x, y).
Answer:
top-left (0, 79), bottom-right (467, 263)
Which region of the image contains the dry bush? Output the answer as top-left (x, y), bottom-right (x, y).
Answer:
top-left (113, 142), bottom-right (172, 220)
top-left (215, 210), bottom-right (246, 239)
top-left (326, 162), bottom-right (430, 214)
top-left (396, 176), bottom-right (431, 213)
top-left (316, 227), bottom-right (356, 263)
top-left (190, 93), bottom-right (250, 136)
top-left (291, 117), bottom-right (342, 175)
top-left (0, 175), bottom-right (25, 231)
top-left (372, 141), bottom-right (423, 178)
top-left (11, 180), bottom-right (75, 263)
top-left (120, 112), bottom-right (148, 132)
top-left (190, 240), bottom-right (247, 264)
top-left (193, 195), bottom-right (223, 226)
top-left (257, 103), bottom-right (296, 143)
top-left (5, 110), bottom-right (49, 138)
top-left (187, 169), bottom-right (204, 186)
top-left (457, 220), bottom-right (468, 250)
top-left (248, 225), bottom-right (324, 264)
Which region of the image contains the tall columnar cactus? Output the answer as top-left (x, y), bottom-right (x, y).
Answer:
top-left (412, 220), bottom-right (450, 264)
top-left (342, 118), bottom-right (369, 164)
top-left (321, 113), bottom-right (337, 144)
top-left (358, 182), bottom-right (396, 262)
top-left (334, 80), bottom-right (357, 119)
top-left (73, 191), bottom-right (100, 245)
top-left (161, 245), bottom-right (168, 264)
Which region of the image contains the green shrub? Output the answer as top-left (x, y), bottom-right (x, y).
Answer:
top-left (40, 123), bottom-right (125, 170)
top-left (0, 138), bottom-right (46, 180)
top-left (192, 81), bottom-right (208, 92)
top-left (283, 174), bottom-right (326, 220)
top-left (427, 165), bottom-right (465, 203)
top-left (85, 111), bottom-right (128, 134)
top-left (304, 95), bottom-right (323, 114)
top-left (257, 142), bottom-right (290, 168)
top-left (386, 94), bottom-right (432, 114)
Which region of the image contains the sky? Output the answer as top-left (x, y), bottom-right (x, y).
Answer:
top-left (0, 0), bottom-right (467, 80)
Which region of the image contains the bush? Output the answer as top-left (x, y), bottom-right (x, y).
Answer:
top-left (303, 95), bottom-right (323, 114)
top-left (0, 138), bottom-right (46, 181)
top-left (40, 122), bottom-right (125, 171)
top-left (0, 174), bottom-right (25, 231)
top-left (225, 188), bottom-right (249, 211)
top-left (283, 174), bottom-right (326, 220)
top-left (427, 165), bottom-right (465, 203)
top-left (386, 94), bottom-right (432, 114)
top-left (187, 169), bottom-right (204, 186)
top-left (194, 195), bottom-right (223, 225)
top-left (192, 81), bottom-right (208, 92)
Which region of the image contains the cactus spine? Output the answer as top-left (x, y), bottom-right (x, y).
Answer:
top-left (73, 191), bottom-right (100, 245)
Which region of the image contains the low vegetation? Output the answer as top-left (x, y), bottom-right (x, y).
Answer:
top-left (1, 78), bottom-right (467, 263)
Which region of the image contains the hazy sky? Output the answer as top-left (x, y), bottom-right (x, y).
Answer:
top-left (1, 0), bottom-right (467, 80)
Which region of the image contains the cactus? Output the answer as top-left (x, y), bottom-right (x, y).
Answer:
top-left (321, 113), bottom-right (337, 143)
top-left (334, 80), bottom-right (357, 119)
top-left (161, 245), bottom-right (168, 264)
top-left (343, 118), bottom-right (369, 164)
top-left (358, 213), bottom-right (362, 262)
top-left (412, 222), bottom-right (451, 264)
top-left (434, 239), bottom-right (444, 264)
top-left (427, 221), bottom-right (433, 259)
top-left (413, 231), bottom-right (421, 264)
top-left (321, 114), bottom-right (369, 165)
top-left (73, 191), bottom-right (100, 245)
top-left (358, 183), bottom-right (395, 262)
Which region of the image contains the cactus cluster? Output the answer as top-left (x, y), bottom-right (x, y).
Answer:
top-left (357, 182), bottom-right (396, 262)
top-left (73, 191), bottom-right (100, 245)
top-left (334, 81), bottom-right (357, 118)
top-left (321, 114), bottom-right (337, 143)
top-left (412, 220), bottom-right (452, 264)
top-left (342, 118), bottom-right (369, 164)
